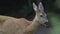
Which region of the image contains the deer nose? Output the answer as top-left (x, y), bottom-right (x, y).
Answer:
top-left (44, 22), bottom-right (50, 28)
top-left (45, 22), bottom-right (48, 25)
top-left (44, 19), bottom-right (48, 25)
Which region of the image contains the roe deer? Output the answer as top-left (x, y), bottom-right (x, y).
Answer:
top-left (0, 2), bottom-right (48, 34)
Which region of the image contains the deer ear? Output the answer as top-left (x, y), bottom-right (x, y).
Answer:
top-left (38, 2), bottom-right (44, 12)
top-left (33, 2), bottom-right (38, 11)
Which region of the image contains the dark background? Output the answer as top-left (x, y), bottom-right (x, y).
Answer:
top-left (0, 0), bottom-right (34, 21)
top-left (0, 0), bottom-right (59, 20)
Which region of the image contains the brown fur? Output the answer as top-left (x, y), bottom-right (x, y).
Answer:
top-left (0, 15), bottom-right (41, 34)
top-left (0, 15), bottom-right (32, 34)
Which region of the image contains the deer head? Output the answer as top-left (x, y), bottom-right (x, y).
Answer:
top-left (33, 2), bottom-right (48, 24)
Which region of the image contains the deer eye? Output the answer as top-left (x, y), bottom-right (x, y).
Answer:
top-left (40, 15), bottom-right (43, 17)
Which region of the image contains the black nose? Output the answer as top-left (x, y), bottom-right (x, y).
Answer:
top-left (45, 22), bottom-right (48, 25)
top-left (44, 22), bottom-right (50, 28)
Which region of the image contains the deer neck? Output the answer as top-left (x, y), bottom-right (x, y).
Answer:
top-left (24, 15), bottom-right (41, 34)
top-left (30, 14), bottom-right (41, 30)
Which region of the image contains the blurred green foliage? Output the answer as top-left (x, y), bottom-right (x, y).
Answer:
top-left (54, 0), bottom-right (60, 8)
top-left (47, 12), bottom-right (60, 34)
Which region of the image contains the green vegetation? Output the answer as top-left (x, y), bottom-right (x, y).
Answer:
top-left (47, 12), bottom-right (60, 34)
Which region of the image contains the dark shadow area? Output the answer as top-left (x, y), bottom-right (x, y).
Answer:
top-left (0, 0), bottom-right (35, 21)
